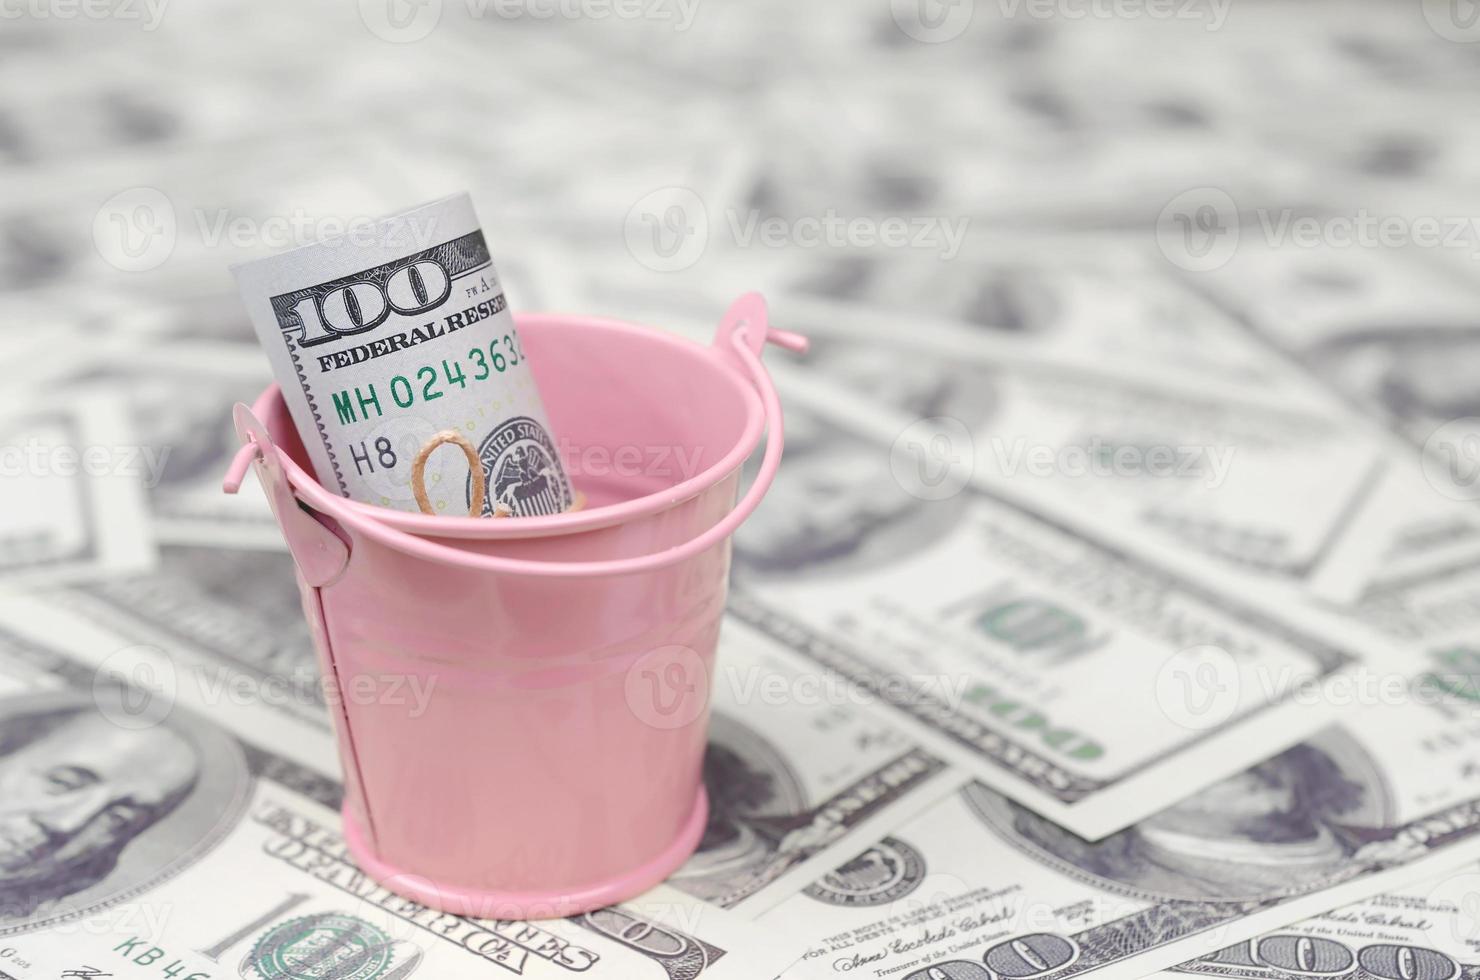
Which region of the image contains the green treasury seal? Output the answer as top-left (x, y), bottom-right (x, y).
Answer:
top-left (245, 912), bottom-right (398, 980)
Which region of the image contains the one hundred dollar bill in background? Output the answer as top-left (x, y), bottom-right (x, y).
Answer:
top-left (0, 390), bottom-right (155, 588)
top-left (1181, 242), bottom-right (1480, 462)
top-left (1158, 860), bottom-right (1480, 980)
top-left (233, 192), bottom-right (574, 517)
top-left (64, 342), bottom-right (283, 549)
top-left (1172, 244), bottom-right (1480, 599)
top-left (763, 531), bottom-right (1480, 980)
top-left (728, 383), bottom-right (1382, 841)
top-left (765, 693), bottom-right (1480, 980)
top-left (762, 338), bottom-right (1380, 584)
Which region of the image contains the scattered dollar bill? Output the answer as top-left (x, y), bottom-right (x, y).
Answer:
top-left (70, 343), bottom-right (283, 549)
top-left (763, 528), bottom-right (1480, 980)
top-left (729, 388), bottom-right (1378, 841)
top-left (766, 338), bottom-right (1381, 581)
top-left (1181, 242), bottom-right (1480, 599)
top-left (1158, 861), bottom-right (1480, 980)
top-left (0, 390), bottom-right (156, 589)
top-left (1185, 242), bottom-right (1480, 464)
top-left (46, 544), bottom-right (329, 736)
top-left (233, 192), bottom-right (575, 517)
top-left (766, 697), bottom-right (1480, 980)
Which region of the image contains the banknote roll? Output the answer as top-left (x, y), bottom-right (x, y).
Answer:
top-left (233, 192), bottom-right (575, 517)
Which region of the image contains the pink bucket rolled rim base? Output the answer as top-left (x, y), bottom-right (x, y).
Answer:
top-left (340, 788), bottom-right (709, 920)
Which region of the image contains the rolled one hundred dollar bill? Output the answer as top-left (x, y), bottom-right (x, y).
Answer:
top-left (233, 192), bottom-right (575, 518)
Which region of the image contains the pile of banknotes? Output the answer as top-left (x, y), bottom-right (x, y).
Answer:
top-left (4, 1), bottom-right (1480, 977)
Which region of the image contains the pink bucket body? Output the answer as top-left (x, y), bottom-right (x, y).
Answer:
top-left (225, 295), bottom-right (804, 919)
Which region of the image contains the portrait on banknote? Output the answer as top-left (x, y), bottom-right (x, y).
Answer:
top-left (963, 728), bottom-right (1392, 902)
top-left (0, 691), bottom-right (250, 933)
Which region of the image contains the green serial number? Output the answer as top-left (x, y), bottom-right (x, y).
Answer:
top-left (330, 333), bottom-right (525, 424)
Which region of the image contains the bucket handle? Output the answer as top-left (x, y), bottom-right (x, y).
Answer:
top-left (229, 296), bottom-right (806, 580)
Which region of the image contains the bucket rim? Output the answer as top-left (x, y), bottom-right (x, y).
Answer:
top-left (263, 312), bottom-right (767, 540)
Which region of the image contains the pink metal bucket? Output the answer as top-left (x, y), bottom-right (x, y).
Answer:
top-left (222, 294), bottom-right (804, 919)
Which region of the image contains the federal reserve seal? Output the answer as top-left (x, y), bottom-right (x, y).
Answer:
top-left (803, 836), bottom-right (925, 907)
top-left (244, 913), bottom-right (408, 980)
top-left (472, 415), bottom-right (573, 516)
